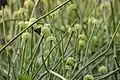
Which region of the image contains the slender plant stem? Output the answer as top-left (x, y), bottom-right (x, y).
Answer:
top-left (22, 35), bottom-right (44, 75)
top-left (98, 68), bottom-right (120, 80)
top-left (2, 6), bottom-right (11, 80)
top-left (20, 40), bottom-right (27, 74)
top-left (32, 19), bottom-right (77, 79)
top-left (30, 0), bottom-right (40, 18)
top-left (71, 20), bottom-right (120, 80)
top-left (0, 0), bottom-right (71, 53)
top-left (83, 24), bottom-right (95, 65)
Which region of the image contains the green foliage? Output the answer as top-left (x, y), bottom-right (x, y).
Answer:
top-left (0, 0), bottom-right (120, 80)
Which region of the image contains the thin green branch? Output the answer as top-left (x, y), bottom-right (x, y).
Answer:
top-left (71, 20), bottom-right (120, 80)
top-left (98, 68), bottom-right (120, 80)
top-left (49, 70), bottom-right (67, 80)
top-left (0, 0), bottom-right (71, 53)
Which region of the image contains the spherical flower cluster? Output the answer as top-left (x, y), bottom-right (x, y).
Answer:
top-left (68, 27), bottom-right (77, 34)
top-left (74, 24), bottom-right (81, 30)
top-left (78, 34), bottom-right (86, 49)
top-left (100, 1), bottom-right (110, 12)
top-left (29, 18), bottom-right (38, 27)
top-left (18, 21), bottom-right (29, 29)
top-left (22, 32), bottom-right (31, 40)
top-left (41, 26), bottom-right (51, 37)
top-left (83, 74), bottom-right (94, 80)
top-left (88, 17), bottom-right (102, 24)
top-left (79, 34), bottom-right (87, 41)
top-left (44, 49), bottom-right (50, 55)
top-left (98, 66), bottom-right (108, 74)
top-left (29, 18), bottom-right (36, 22)
top-left (79, 40), bottom-right (85, 48)
top-left (66, 57), bottom-right (75, 67)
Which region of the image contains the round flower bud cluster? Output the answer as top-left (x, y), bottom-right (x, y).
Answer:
top-left (29, 18), bottom-right (36, 22)
top-left (18, 21), bottom-right (29, 29)
top-left (79, 39), bottom-right (85, 48)
top-left (79, 34), bottom-right (87, 41)
top-left (88, 17), bottom-right (102, 24)
top-left (22, 32), bottom-right (31, 40)
top-left (41, 24), bottom-right (51, 37)
top-left (100, 1), bottom-right (110, 14)
top-left (44, 49), bottom-right (49, 55)
top-left (66, 57), bottom-right (75, 67)
top-left (24, 0), bottom-right (34, 9)
top-left (68, 27), bottom-right (77, 34)
top-left (78, 34), bottom-right (86, 48)
top-left (98, 66), bottom-right (108, 74)
top-left (29, 18), bottom-right (38, 27)
top-left (83, 74), bottom-right (94, 80)
top-left (74, 24), bottom-right (81, 30)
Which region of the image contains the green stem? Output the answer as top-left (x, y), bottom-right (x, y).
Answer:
top-left (49, 70), bottom-right (67, 80)
top-left (98, 68), bottom-right (120, 80)
top-left (32, 19), bottom-right (77, 79)
top-left (2, 6), bottom-right (11, 80)
top-left (63, 32), bottom-right (73, 77)
top-left (20, 40), bottom-right (27, 74)
top-left (71, 20), bottom-right (120, 80)
top-left (22, 35), bottom-right (44, 75)
top-left (42, 54), bottom-right (49, 73)
top-left (30, 0), bottom-right (40, 18)
top-left (32, 31), bottom-right (68, 79)
top-left (83, 24), bottom-right (95, 65)
top-left (30, 27), bottom-right (33, 73)
top-left (0, 0), bottom-right (71, 53)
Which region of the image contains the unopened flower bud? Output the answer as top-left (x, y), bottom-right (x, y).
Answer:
top-left (22, 32), bottom-right (31, 40)
top-left (41, 26), bottom-right (51, 37)
top-left (83, 74), bottom-right (94, 80)
top-left (98, 66), bottom-right (108, 74)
